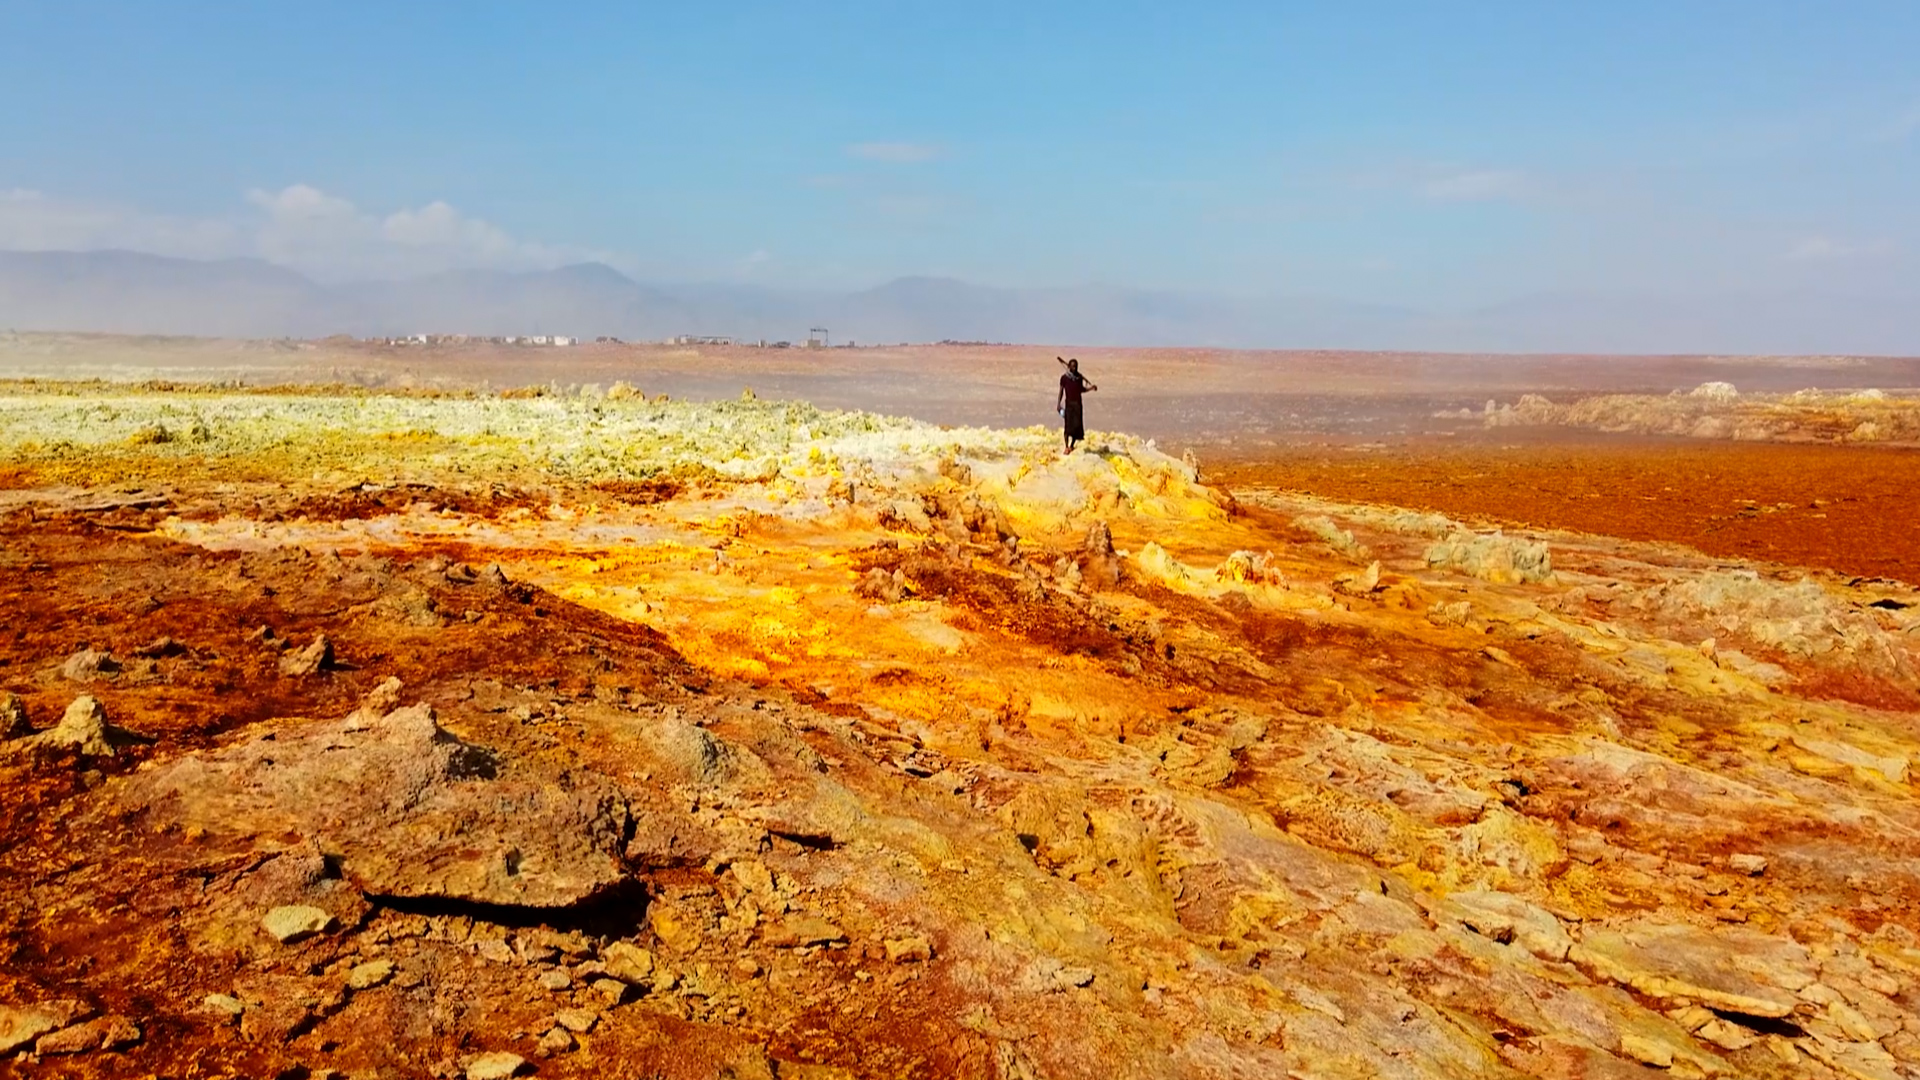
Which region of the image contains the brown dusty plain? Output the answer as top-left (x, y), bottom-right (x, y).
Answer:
top-left (1211, 438), bottom-right (1920, 584)
top-left (0, 338), bottom-right (1918, 1080)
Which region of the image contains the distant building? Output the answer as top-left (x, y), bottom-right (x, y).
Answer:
top-left (552, 336), bottom-right (575, 347)
top-left (667, 334), bottom-right (733, 346)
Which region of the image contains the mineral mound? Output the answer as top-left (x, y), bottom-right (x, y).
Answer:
top-left (1473, 383), bottom-right (1920, 444)
top-left (1, 383), bottom-right (1917, 1079)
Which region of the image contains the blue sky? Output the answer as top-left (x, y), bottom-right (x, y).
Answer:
top-left (2, 1), bottom-right (1917, 308)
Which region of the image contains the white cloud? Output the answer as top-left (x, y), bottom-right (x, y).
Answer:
top-left (244, 184), bottom-right (591, 279)
top-left (1420, 169), bottom-right (1532, 202)
top-left (0, 183), bottom-right (602, 280)
top-left (847, 141), bottom-right (942, 164)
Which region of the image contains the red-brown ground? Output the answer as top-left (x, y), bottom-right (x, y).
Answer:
top-left (1213, 437), bottom-right (1920, 582)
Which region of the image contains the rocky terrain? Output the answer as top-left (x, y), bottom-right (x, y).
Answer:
top-left (1470, 384), bottom-right (1920, 445)
top-left (2, 383), bottom-right (1918, 1079)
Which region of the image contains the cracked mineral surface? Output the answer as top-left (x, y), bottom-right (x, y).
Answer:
top-left (1, 381), bottom-right (1917, 1079)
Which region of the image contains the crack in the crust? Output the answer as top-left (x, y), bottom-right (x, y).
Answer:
top-left (1710, 1009), bottom-right (1806, 1038)
top-left (368, 876), bottom-right (652, 937)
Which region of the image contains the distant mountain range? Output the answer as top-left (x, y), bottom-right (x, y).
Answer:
top-left (1, 248), bottom-right (1915, 354)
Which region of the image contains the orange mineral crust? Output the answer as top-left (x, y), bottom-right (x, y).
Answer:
top-left (2, 384), bottom-right (1918, 1080)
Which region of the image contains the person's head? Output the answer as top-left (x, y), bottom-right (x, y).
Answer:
top-left (1067, 358), bottom-right (1079, 371)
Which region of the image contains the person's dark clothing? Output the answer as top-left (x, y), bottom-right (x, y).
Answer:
top-left (1060, 371), bottom-right (1088, 440)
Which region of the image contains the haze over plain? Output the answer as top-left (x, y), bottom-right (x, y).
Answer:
top-left (3, 3), bottom-right (1918, 353)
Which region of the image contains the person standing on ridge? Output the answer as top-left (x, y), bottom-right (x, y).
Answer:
top-left (1056, 356), bottom-right (1097, 454)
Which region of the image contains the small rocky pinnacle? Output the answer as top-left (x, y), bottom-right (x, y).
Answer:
top-left (279, 635), bottom-right (333, 677)
top-left (0, 692), bottom-right (29, 739)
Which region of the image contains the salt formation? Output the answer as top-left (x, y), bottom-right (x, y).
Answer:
top-left (1477, 385), bottom-right (1920, 443)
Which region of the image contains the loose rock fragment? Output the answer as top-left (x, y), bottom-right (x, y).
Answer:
top-left (200, 993), bottom-right (246, 1021)
top-left (261, 905), bottom-right (333, 944)
top-left (603, 942), bottom-right (656, 986)
top-left (0, 1001), bottom-right (92, 1054)
top-left (1696, 1018), bottom-right (1757, 1051)
top-left (346, 960), bottom-right (393, 990)
top-left (536, 1027), bottom-right (575, 1056)
top-left (762, 916), bottom-right (846, 948)
top-left (132, 636), bottom-right (186, 658)
top-left (884, 936), bottom-right (934, 964)
top-left (465, 1051), bottom-right (527, 1080)
top-left (60, 648), bottom-right (120, 682)
top-left (1728, 853), bottom-right (1768, 876)
top-left (538, 970), bottom-right (571, 992)
top-left (552, 1008), bottom-right (597, 1034)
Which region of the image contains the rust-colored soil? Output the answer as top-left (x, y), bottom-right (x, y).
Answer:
top-left (1213, 438), bottom-right (1920, 582)
top-left (3, 385), bottom-right (1919, 1080)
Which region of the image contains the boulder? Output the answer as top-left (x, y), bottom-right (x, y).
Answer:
top-left (14, 696), bottom-right (138, 757)
top-left (124, 703), bottom-right (631, 909)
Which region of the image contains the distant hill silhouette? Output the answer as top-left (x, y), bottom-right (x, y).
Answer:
top-left (1, 249), bottom-right (1915, 353)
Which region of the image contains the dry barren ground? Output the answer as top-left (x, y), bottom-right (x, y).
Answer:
top-left (1, 382), bottom-right (1918, 1080)
top-left (1212, 439), bottom-right (1920, 583)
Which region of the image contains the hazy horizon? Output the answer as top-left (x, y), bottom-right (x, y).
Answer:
top-left (3, 246), bottom-right (1920, 355)
top-left (2, 3), bottom-right (1918, 351)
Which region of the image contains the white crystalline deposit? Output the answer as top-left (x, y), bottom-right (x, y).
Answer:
top-left (1424, 530), bottom-right (1553, 585)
